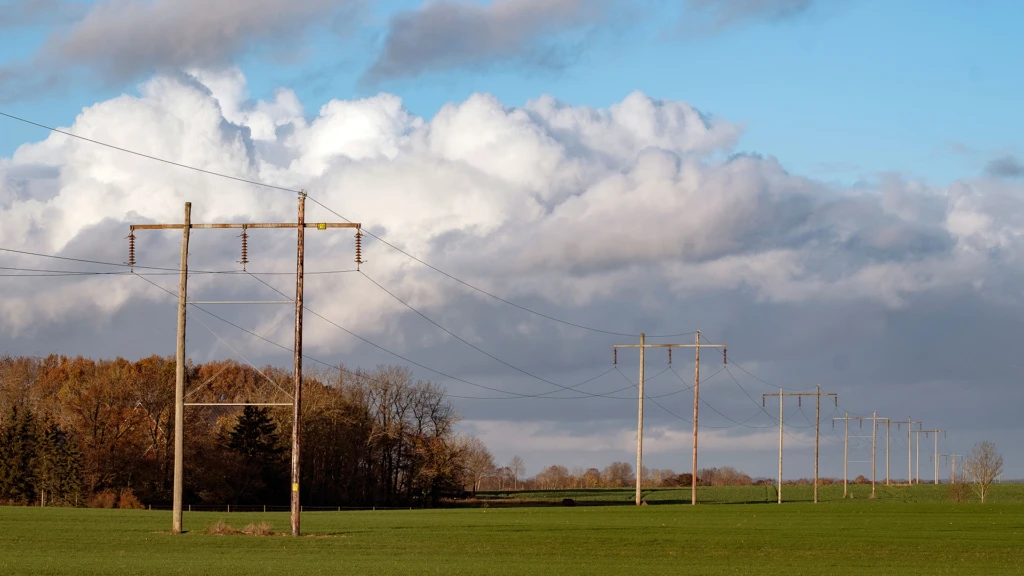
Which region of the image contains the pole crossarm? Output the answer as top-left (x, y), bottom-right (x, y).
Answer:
top-left (762, 387), bottom-right (838, 504)
top-left (613, 330), bottom-right (725, 507)
top-left (130, 223), bottom-right (361, 230)
top-left (129, 191), bottom-right (362, 537)
top-left (763, 392), bottom-right (837, 403)
top-left (188, 300), bottom-right (294, 305)
top-left (184, 402), bottom-right (293, 406)
top-left (832, 416), bottom-right (889, 423)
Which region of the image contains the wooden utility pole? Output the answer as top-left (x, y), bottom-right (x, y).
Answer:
top-left (613, 331), bottom-right (725, 506)
top-left (871, 411), bottom-right (877, 498)
top-left (843, 411), bottom-right (848, 498)
top-left (896, 418), bottom-right (921, 484)
top-left (291, 192), bottom-right (306, 536)
top-left (172, 202), bottom-right (190, 534)
top-left (778, 389), bottom-right (782, 504)
top-left (129, 193), bottom-right (361, 536)
top-left (762, 387), bottom-right (837, 503)
top-left (911, 429), bottom-right (945, 485)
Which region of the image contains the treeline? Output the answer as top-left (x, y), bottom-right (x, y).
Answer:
top-left (477, 461), bottom-right (764, 491)
top-left (0, 355), bottom-right (480, 508)
top-left (480, 460), bottom-right (873, 491)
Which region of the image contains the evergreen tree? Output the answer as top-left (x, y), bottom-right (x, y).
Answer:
top-left (228, 407), bottom-right (283, 465)
top-left (0, 406), bottom-right (38, 503)
top-left (35, 420), bottom-right (83, 506)
top-left (226, 407), bottom-right (285, 503)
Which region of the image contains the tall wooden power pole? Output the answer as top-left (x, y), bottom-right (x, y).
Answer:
top-left (172, 203), bottom-right (190, 534)
top-left (613, 331), bottom-right (725, 506)
top-left (762, 387), bottom-right (837, 503)
top-left (129, 193), bottom-right (361, 536)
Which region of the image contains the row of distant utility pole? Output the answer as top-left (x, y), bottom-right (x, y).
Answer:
top-left (831, 413), bottom-right (960, 498)
top-left (615, 331), bottom-right (959, 506)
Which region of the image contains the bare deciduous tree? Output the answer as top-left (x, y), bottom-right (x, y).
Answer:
top-left (461, 436), bottom-right (495, 495)
top-left (601, 461), bottom-right (633, 487)
top-left (964, 441), bottom-right (1003, 503)
top-left (509, 455), bottom-right (525, 490)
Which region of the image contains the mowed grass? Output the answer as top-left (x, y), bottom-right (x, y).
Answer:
top-left (3, 499), bottom-right (1024, 575)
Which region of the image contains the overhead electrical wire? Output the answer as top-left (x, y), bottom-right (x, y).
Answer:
top-left (668, 365), bottom-right (776, 429)
top-left (134, 272), bottom-right (594, 401)
top-left (245, 270), bottom-right (639, 400)
top-left (0, 247), bottom-right (358, 275)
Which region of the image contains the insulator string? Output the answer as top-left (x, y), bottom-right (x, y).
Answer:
top-left (127, 230), bottom-right (136, 271)
top-left (239, 227), bottom-right (249, 271)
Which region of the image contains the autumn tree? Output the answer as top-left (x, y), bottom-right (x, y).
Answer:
top-left (462, 436), bottom-right (496, 495)
top-left (0, 356), bottom-right (471, 508)
top-left (964, 441), bottom-right (1003, 503)
top-left (602, 462), bottom-right (633, 487)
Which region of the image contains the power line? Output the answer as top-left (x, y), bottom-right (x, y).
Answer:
top-left (245, 271), bottom-right (644, 400)
top-left (0, 246), bottom-right (359, 275)
top-left (0, 111), bottom-right (298, 194)
top-left (307, 196), bottom-right (693, 338)
top-left (359, 269), bottom-right (617, 396)
top-left (668, 366), bottom-right (775, 429)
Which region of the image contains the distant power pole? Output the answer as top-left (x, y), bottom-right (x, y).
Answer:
top-left (833, 413), bottom-right (888, 498)
top-left (896, 418), bottom-right (922, 485)
top-left (613, 331), bottom-right (725, 506)
top-left (129, 193), bottom-right (361, 536)
top-left (762, 387), bottom-right (837, 503)
top-left (911, 429), bottom-right (945, 485)
top-left (879, 419), bottom-right (894, 485)
top-left (941, 453), bottom-right (963, 483)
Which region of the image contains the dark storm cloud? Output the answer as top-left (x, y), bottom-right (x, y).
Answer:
top-left (361, 0), bottom-right (617, 85)
top-left (0, 0), bottom-right (363, 101)
top-left (0, 0), bottom-right (86, 29)
top-left (685, 0), bottom-right (816, 28)
top-left (985, 155), bottom-right (1024, 179)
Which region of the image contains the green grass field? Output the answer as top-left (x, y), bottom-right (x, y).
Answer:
top-left (3, 491), bottom-right (1024, 576)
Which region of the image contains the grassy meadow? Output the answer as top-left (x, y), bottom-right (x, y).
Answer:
top-left (3, 486), bottom-right (1024, 576)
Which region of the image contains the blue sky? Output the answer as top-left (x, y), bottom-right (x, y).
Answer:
top-left (2, 0), bottom-right (1021, 186)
